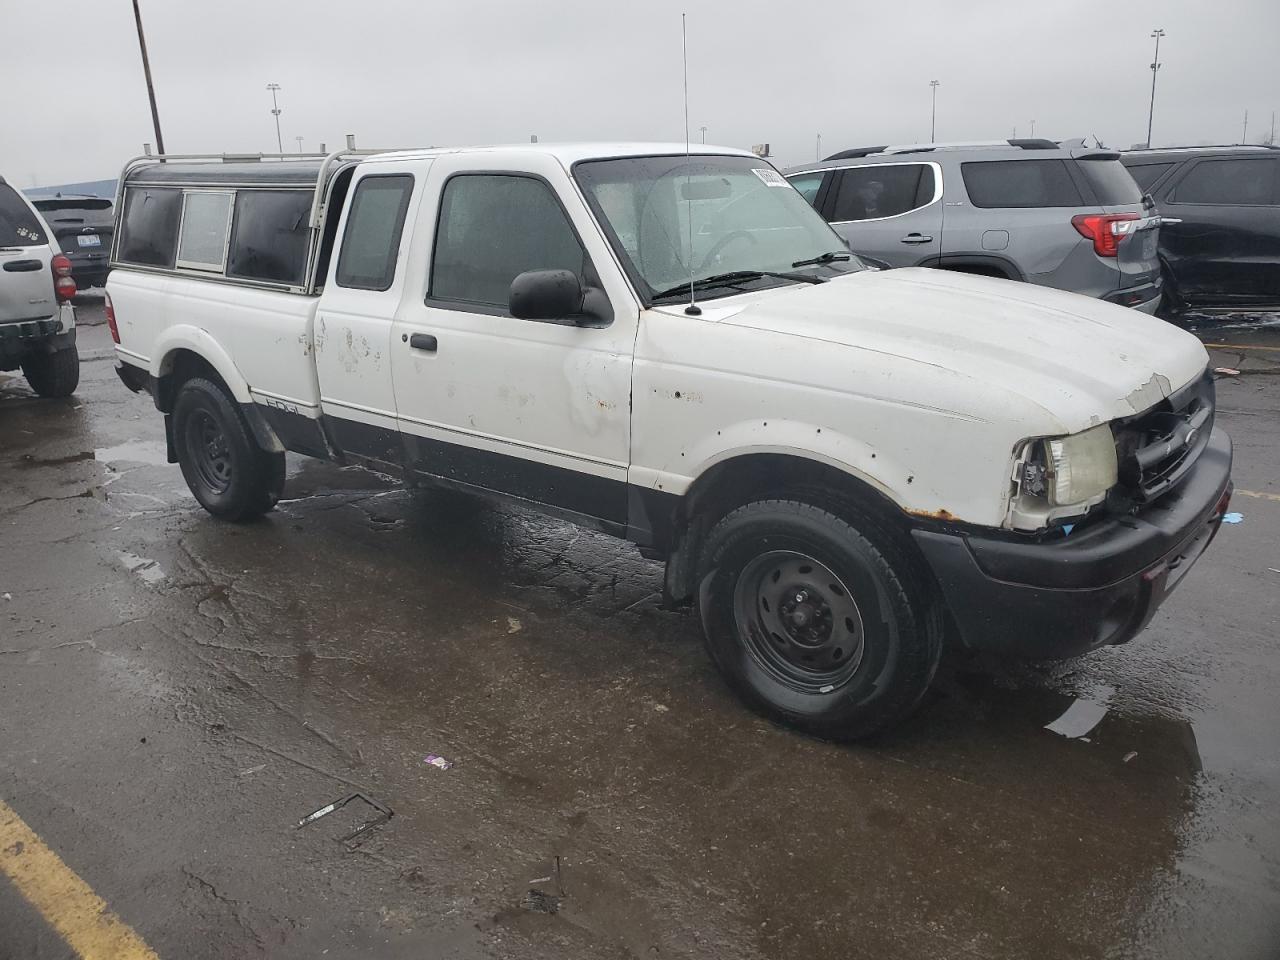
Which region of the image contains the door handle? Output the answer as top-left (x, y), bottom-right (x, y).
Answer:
top-left (1157, 217), bottom-right (1183, 225)
top-left (408, 333), bottom-right (438, 352)
top-left (900, 234), bottom-right (933, 244)
top-left (2, 259), bottom-right (42, 272)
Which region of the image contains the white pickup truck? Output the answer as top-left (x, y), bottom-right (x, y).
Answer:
top-left (106, 143), bottom-right (1233, 738)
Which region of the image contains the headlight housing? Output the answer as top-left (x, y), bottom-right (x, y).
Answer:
top-left (1011, 424), bottom-right (1118, 529)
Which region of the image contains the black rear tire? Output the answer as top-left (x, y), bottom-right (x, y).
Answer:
top-left (22, 345), bottom-right (80, 398)
top-left (173, 377), bottom-right (285, 521)
top-left (697, 499), bottom-right (943, 740)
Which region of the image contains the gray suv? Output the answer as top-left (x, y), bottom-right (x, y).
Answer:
top-left (785, 140), bottom-right (1163, 311)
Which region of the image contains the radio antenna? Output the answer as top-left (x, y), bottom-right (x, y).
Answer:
top-left (681, 12), bottom-right (700, 316)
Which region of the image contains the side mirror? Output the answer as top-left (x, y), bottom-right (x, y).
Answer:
top-left (509, 269), bottom-right (583, 321)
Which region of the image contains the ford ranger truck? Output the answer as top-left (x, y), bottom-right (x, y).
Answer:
top-left (105, 144), bottom-right (1233, 739)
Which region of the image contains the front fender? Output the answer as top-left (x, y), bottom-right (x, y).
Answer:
top-left (151, 324), bottom-right (253, 404)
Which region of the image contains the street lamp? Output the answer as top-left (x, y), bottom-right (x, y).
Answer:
top-left (130, 0), bottom-right (165, 154)
top-left (266, 83), bottom-right (283, 154)
top-left (699, 125), bottom-right (707, 144)
top-left (1146, 29), bottom-right (1165, 149)
top-left (930, 80), bottom-right (940, 142)
top-left (295, 135), bottom-right (304, 154)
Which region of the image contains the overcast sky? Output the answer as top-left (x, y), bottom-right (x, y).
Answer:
top-left (3, 0), bottom-right (1277, 187)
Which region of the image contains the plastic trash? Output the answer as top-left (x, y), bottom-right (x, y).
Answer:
top-left (424, 755), bottom-right (453, 770)
top-left (1222, 512), bottom-right (1244, 524)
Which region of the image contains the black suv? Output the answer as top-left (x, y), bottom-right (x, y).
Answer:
top-left (1121, 145), bottom-right (1280, 311)
top-left (31, 194), bottom-right (114, 290)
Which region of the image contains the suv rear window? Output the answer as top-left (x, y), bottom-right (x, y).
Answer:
top-left (0, 184), bottom-right (47, 246)
top-left (1124, 162), bottom-right (1176, 193)
top-left (1171, 158), bottom-right (1279, 206)
top-left (1076, 159), bottom-right (1143, 205)
top-left (961, 159), bottom-right (1083, 208)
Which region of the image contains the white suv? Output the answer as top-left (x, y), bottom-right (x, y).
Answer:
top-left (105, 143), bottom-right (1232, 738)
top-left (0, 175), bottom-right (80, 396)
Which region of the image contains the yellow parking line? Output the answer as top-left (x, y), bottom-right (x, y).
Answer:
top-left (0, 799), bottom-right (158, 960)
top-left (1237, 489), bottom-right (1280, 503)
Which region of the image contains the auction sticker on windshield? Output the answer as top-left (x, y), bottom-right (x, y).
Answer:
top-left (751, 168), bottom-right (790, 187)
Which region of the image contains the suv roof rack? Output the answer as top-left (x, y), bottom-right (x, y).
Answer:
top-left (1124, 143), bottom-right (1280, 154)
top-left (822, 139), bottom-right (1060, 162)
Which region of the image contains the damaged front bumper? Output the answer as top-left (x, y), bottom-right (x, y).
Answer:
top-left (913, 427), bottom-right (1233, 660)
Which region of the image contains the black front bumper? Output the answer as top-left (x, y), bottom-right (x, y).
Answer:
top-left (914, 427), bottom-right (1232, 659)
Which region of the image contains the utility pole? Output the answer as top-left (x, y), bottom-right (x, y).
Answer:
top-left (295, 135), bottom-right (304, 154)
top-left (816, 132), bottom-right (822, 160)
top-left (1270, 110), bottom-right (1277, 146)
top-left (1242, 109), bottom-right (1249, 143)
top-left (266, 83), bottom-right (283, 154)
top-left (930, 80), bottom-right (940, 142)
top-left (699, 125), bottom-right (707, 144)
top-left (1030, 119), bottom-right (1036, 138)
top-left (1146, 28), bottom-right (1165, 148)
top-left (130, 0), bottom-right (165, 154)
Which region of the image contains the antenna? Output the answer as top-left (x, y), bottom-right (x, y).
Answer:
top-left (682, 12), bottom-right (700, 316)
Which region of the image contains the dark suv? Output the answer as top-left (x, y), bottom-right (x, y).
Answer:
top-left (1121, 145), bottom-right (1280, 311)
top-left (31, 194), bottom-right (114, 290)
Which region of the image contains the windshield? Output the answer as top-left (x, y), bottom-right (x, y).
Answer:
top-left (574, 154), bottom-right (861, 302)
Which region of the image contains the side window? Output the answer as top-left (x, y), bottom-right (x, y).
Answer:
top-left (1126, 162), bottom-right (1175, 193)
top-left (0, 185), bottom-right (47, 246)
top-left (176, 191), bottom-right (234, 271)
top-left (117, 187), bottom-right (182, 267)
top-left (786, 173), bottom-right (825, 208)
top-left (829, 165), bottom-right (934, 221)
top-left (1171, 159), bottom-right (1279, 206)
top-left (335, 175), bottom-right (414, 291)
top-left (961, 159), bottom-right (1084, 208)
top-left (226, 190), bottom-right (312, 285)
top-left (430, 174), bottom-right (587, 310)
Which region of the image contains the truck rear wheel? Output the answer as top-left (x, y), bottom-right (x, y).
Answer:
top-left (22, 345), bottom-right (80, 398)
top-left (173, 377), bottom-right (285, 521)
top-left (696, 499), bottom-right (942, 740)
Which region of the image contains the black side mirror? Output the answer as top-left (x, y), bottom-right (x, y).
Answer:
top-left (509, 269), bottom-right (584, 321)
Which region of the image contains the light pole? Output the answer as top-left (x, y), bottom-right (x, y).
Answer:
top-left (130, 0), bottom-right (165, 154)
top-left (930, 80), bottom-right (940, 142)
top-left (1030, 119), bottom-right (1036, 138)
top-left (266, 83), bottom-right (283, 154)
top-left (816, 132), bottom-right (822, 160)
top-left (295, 135), bottom-right (304, 154)
top-left (1146, 29), bottom-right (1165, 149)
top-left (699, 125), bottom-right (707, 144)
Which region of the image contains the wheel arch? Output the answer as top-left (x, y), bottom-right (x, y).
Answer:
top-left (918, 253), bottom-right (1024, 281)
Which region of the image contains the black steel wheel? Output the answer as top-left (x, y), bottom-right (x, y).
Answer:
top-left (697, 499), bottom-right (942, 740)
top-left (173, 377), bottom-right (285, 521)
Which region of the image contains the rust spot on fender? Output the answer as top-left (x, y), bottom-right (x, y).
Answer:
top-left (906, 507), bottom-right (956, 522)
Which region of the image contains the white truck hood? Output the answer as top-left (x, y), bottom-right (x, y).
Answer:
top-left (706, 267), bottom-right (1208, 434)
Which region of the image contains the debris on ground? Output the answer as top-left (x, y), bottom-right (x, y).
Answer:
top-left (520, 889), bottom-right (561, 914)
top-left (2, 593), bottom-right (10, 601)
top-left (1214, 367), bottom-right (1242, 377)
top-left (296, 792), bottom-right (393, 845)
top-left (236, 764), bottom-right (266, 777)
top-left (424, 754), bottom-right (453, 771)
top-left (506, 616), bottom-right (522, 634)
top-left (1123, 751), bottom-right (1139, 763)
top-left (1222, 512), bottom-right (1244, 524)
top-left (118, 551), bottom-right (165, 584)
top-left (1045, 690), bottom-right (1112, 739)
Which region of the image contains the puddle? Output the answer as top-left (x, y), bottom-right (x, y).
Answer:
top-left (95, 440), bottom-right (170, 466)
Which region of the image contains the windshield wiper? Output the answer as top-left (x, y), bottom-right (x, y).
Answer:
top-left (791, 251), bottom-right (852, 268)
top-left (650, 269), bottom-right (825, 302)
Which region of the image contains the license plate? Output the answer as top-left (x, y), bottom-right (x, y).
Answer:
top-left (76, 234), bottom-right (101, 248)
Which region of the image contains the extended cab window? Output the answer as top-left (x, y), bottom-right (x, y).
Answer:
top-left (829, 164), bottom-right (935, 221)
top-left (0, 184), bottom-right (46, 246)
top-left (117, 187), bottom-right (182, 267)
top-left (961, 159), bottom-right (1083, 208)
top-left (430, 174), bottom-right (586, 310)
top-left (1171, 158), bottom-right (1279, 205)
top-left (176, 191), bottom-right (234, 271)
top-left (336, 175), bottom-right (414, 291)
top-left (227, 190), bottom-right (311, 285)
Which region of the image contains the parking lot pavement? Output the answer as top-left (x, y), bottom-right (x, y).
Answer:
top-left (1, 320), bottom-right (1278, 960)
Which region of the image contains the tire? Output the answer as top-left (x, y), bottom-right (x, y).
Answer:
top-left (172, 377), bottom-right (285, 521)
top-left (696, 499), bottom-right (943, 740)
top-left (22, 345), bottom-right (80, 398)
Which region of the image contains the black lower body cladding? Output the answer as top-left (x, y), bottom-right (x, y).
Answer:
top-left (914, 428), bottom-right (1232, 660)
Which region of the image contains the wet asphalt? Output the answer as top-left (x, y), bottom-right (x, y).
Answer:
top-left (1, 298), bottom-right (1278, 959)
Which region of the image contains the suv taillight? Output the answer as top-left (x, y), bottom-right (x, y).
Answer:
top-left (51, 253), bottom-right (76, 302)
top-left (104, 292), bottom-right (120, 344)
top-left (1071, 213), bottom-right (1141, 258)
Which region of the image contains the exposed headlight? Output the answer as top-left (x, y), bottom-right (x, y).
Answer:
top-left (1011, 424), bottom-right (1118, 529)
top-left (1046, 424), bottom-right (1117, 506)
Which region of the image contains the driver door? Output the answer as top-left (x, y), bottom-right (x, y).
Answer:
top-left (389, 153), bottom-right (639, 529)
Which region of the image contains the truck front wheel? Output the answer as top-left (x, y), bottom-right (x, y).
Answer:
top-left (697, 500), bottom-right (942, 740)
top-left (173, 378), bottom-right (285, 521)
top-left (21, 345), bottom-right (80, 398)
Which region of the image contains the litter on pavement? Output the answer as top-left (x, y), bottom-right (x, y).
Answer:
top-left (1045, 690), bottom-right (1113, 739)
top-left (1222, 512), bottom-right (1244, 524)
top-left (296, 792), bottom-right (393, 844)
top-left (424, 754), bottom-right (454, 770)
